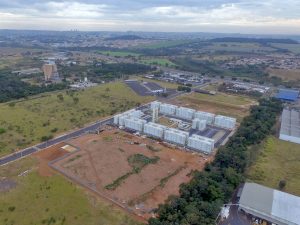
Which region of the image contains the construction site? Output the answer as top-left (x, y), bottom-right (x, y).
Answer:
top-left (43, 101), bottom-right (237, 220)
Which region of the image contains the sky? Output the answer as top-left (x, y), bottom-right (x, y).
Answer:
top-left (0, 0), bottom-right (300, 34)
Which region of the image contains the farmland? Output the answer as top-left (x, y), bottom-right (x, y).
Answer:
top-left (247, 136), bottom-right (300, 196)
top-left (0, 82), bottom-right (154, 157)
top-left (50, 128), bottom-right (210, 219)
top-left (172, 92), bottom-right (256, 122)
top-left (0, 157), bottom-right (141, 225)
top-left (267, 68), bottom-right (300, 81)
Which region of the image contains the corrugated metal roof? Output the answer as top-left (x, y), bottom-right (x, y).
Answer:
top-left (275, 89), bottom-right (299, 101)
top-left (239, 183), bottom-right (300, 225)
top-left (280, 108), bottom-right (300, 138)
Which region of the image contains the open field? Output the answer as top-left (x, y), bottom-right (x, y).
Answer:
top-left (137, 40), bottom-right (191, 49)
top-left (172, 92), bottom-right (256, 122)
top-left (0, 156), bottom-right (141, 225)
top-left (0, 82), bottom-right (154, 157)
top-left (131, 76), bottom-right (179, 89)
top-left (205, 42), bottom-right (276, 53)
top-left (267, 68), bottom-right (300, 81)
top-left (140, 58), bottom-right (176, 67)
top-left (270, 43), bottom-right (300, 54)
top-left (97, 51), bottom-right (141, 57)
top-left (51, 128), bottom-right (210, 219)
top-left (247, 136), bottom-right (300, 196)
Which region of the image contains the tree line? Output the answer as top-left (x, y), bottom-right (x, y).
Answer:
top-left (149, 98), bottom-right (282, 225)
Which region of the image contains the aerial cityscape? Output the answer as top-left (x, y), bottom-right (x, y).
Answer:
top-left (0, 1), bottom-right (300, 225)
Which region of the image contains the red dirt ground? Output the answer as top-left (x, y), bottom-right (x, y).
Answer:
top-left (51, 128), bottom-right (214, 219)
top-left (33, 143), bottom-right (68, 177)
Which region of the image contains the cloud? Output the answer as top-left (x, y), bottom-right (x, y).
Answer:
top-left (0, 0), bottom-right (299, 34)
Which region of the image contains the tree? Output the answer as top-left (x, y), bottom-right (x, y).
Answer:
top-left (278, 180), bottom-right (286, 190)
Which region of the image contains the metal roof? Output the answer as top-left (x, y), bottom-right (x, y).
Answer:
top-left (280, 108), bottom-right (300, 138)
top-left (239, 183), bottom-right (300, 225)
top-left (275, 89), bottom-right (299, 101)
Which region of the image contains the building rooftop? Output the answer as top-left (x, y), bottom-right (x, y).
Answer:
top-left (239, 183), bottom-right (300, 225)
top-left (280, 108), bottom-right (300, 138)
top-left (275, 89), bottom-right (299, 101)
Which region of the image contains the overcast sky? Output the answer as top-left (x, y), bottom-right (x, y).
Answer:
top-left (0, 0), bottom-right (300, 34)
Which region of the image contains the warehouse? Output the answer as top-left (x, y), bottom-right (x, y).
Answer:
top-left (192, 118), bottom-right (206, 131)
top-left (160, 103), bottom-right (178, 115)
top-left (187, 135), bottom-right (214, 153)
top-left (194, 111), bottom-right (215, 124)
top-left (176, 107), bottom-right (196, 120)
top-left (144, 122), bottom-right (166, 139)
top-left (279, 108), bottom-right (300, 144)
top-left (275, 89), bottom-right (299, 102)
top-left (164, 128), bottom-right (189, 146)
top-left (214, 115), bottom-right (236, 129)
top-left (124, 117), bottom-right (147, 132)
top-left (239, 183), bottom-right (300, 225)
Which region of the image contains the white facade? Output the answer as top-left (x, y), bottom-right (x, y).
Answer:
top-left (150, 101), bottom-right (161, 110)
top-left (187, 134), bottom-right (214, 153)
top-left (119, 115), bottom-right (130, 126)
top-left (192, 118), bottom-right (206, 131)
top-left (124, 118), bottom-right (146, 132)
top-left (113, 114), bottom-right (120, 125)
top-left (160, 103), bottom-right (178, 115)
top-left (176, 107), bottom-right (196, 120)
top-left (194, 111), bottom-right (215, 124)
top-left (144, 122), bottom-right (166, 139)
top-left (214, 115), bottom-right (236, 129)
top-left (164, 128), bottom-right (189, 145)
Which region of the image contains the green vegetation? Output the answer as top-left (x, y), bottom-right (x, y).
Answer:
top-left (0, 159), bottom-right (141, 225)
top-left (0, 82), bottom-right (153, 156)
top-left (140, 58), bottom-right (176, 67)
top-left (159, 167), bottom-right (185, 188)
top-left (270, 43), bottom-right (300, 54)
top-left (0, 127), bottom-right (6, 134)
top-left (177, 85), bottom-right (191, 92)
top-left (105, 154), bottom-right (160, 190)
top-left (97, 51), bottom-right (141, 57)
top-left (138, 40), bottom-right (192, 49)
top-left (149, 98), bottom-right (282, 225)
top-left (247, 136), bottom-right (300, 196)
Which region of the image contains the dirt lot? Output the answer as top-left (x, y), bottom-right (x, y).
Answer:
top-left (50, 128), bottom-right (212, 219)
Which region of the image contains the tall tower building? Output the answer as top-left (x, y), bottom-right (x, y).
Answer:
top-left (42, 62), bottom-right (59, 81)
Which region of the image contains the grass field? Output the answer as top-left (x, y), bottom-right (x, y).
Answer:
top-left (137, 40), bottom-right (191, 49)
top-left (140, 58), bottom-right (176, 67)
top-left (271, 43), bottom-right (300, 54)
top-left (205, 42), bottom-right (276, 53)
top-left (267, 68), bottom-right (300, 81)
top-left (131, 76), bottom-right (179, 89)
top-left (97, 51), bottom-right (141, 57)
top-left (0, 82), bottom-right (153, 156)
top-left (174, 92), bottom-right (256, 122)
top-left (0, 158), bottom-right (142, 225)
top-left (247, 136), bottom-right (300, 196)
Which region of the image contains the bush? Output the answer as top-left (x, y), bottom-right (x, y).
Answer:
top-left (0, 127), bottom-right (6, 134)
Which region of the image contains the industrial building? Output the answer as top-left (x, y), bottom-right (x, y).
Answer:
top-left (194, 111), bottom-right (215, 124)
top-left (176, 107), bottom-right (196, 120)
top-left (124, 117), bottom-right (147, 132)
top-left (164, 128), bottom-right (189, 146)
top-left (187, 135), bottom-right (214, 153)
top-left (214, 115), bottom-right (236, 129)
top-left (239, 183), bottom-right (300, 225)
top-left (279, 108), bottom-right (300, 144)
top-left (275, 89), bottom-right (299, 102)
top-left (192, 118), bottom-right (206, 131)
top-left (159, 103), bottom-right (178, 115)
top-left (144, 122), bottom-right (166, 139)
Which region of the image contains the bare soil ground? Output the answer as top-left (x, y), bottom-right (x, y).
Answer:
top-left (50, 128), bottom-right (212, 219)
top-left (268, 68), bottom-right (300, 81)
top-left (34, 143), bottom-right (69, 177)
